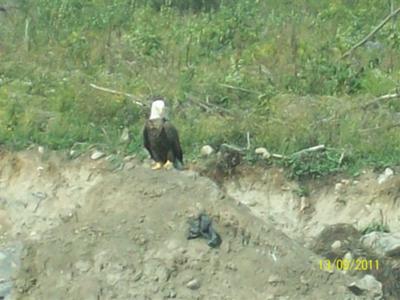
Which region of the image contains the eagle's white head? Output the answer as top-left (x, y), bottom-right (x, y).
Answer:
top-left (149, 100), bottom-right (166, 120)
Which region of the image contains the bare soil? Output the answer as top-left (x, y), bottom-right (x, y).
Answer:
top-left (0, 150), bottom-right (399, 299)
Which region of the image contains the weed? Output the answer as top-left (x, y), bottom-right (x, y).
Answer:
top-left (293, 186), bottom-right (310, 198)
top-left (362, 221), bottom-right (390, 235)
top-left (286, 149), bottom-right (342, 180)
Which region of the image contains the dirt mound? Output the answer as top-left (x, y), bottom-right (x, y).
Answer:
top-left (0, 151), bottom-right (361, 299)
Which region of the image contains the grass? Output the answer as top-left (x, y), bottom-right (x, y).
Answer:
top-left (362, 221), bottom-right (390, 235)
top-left (1, 0), bottom-right (400, 178)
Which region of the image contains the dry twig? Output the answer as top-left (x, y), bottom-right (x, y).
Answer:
top-left (219, 83), bottom-right (261, 94)
top-left (342, 7), bottom-right (400, 58)
top-left (362, 92), bottom-right (400, 109)
top-left (359, 122), bottom-right (400, 132)
top-left (292, 144), bottom-right (326, 156)
top-left (90, 83), bottom-right (146, 107)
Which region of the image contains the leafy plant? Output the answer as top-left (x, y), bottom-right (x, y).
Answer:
top-left (362, 221), bottom-right (390, 235)
top-left (286, 149), bottom-right (342, 180)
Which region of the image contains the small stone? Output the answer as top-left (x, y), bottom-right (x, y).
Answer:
top-left (133, 271), bottom-right (143, 282)
top-left (123, 155), bottom-right (136, 161)
top-left (255, 147), bottom-right (271, 159)
top-left (165, 289), bottom-right (177, 298)
top-left (200, 145), bottom-right (214, 157)
top-left (247, 200), bottom-right (257, 207)
top-left (0, 252), bottom-right (7, 261)
top-left (225, 263), bottom-right (237, 271)
top-left (91, 150), bottom-right (105, 160)
top-left (186, 279), bottom-right (201, 290)
top-left (124, 161), bottom-right (135, 170)
top-left (300, 275), bottom-right (308, 285)
top-left (377, 168), bottom-right (394, 184)
top-left (120, 127), bottom-right (130, 143)
top-left (38, 146), bottom-right (44, 154)
top-left (344, 252), bottom-right (353, 261)
top-left (268, 274), bottom-right (283, 284)
top-left (300, 196), bottom-right (309, 212)
top-left (169, 290), bottom-right (177, 298)
top-left (348, 274), bottom-right (383, 298)
top-left (75, 260), bottom-right (91, 273)
top-left (331, 240), bottom-right (342, 252)
top-left (334, 183), bottom-right (343, 193)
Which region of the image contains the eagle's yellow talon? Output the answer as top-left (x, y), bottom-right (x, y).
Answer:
top-left (163, 160), bottom-right (173, 170)
top-left (151, 162), bottom-right (163, 170)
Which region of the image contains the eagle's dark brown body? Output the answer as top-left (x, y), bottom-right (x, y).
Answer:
top-left (143, 118), bottom-right (183, 169)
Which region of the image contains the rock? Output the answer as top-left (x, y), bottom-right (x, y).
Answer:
top-left (133, 271), bottom-right (143, 282)
top-left (331, 240), bottom-right (342, 252)
top-left (361, 231), bottom-right (400, 257)
top-left (225, 262), bottom-right (237, 271)
top-left (200, 145), bottom-right (214, 157)
top-left (38, 146), bottom-right (44, 154)
top-left (186, 279), bottom-right (201, 290)
top-left (300, 275), bottom-right (308, 285)
top-left (348, 274), bottom-right (383, 299)
top-left (32, 192), bottom-right (47, 200)
top-left (124, 161), bottom-right (136, 170)
top-left (299, 196), bottom-right (309, 212)
top-left (164, 288), bottom-right (177, 298)
top-left (91, 150), bottom-right (105, 160)
top-left (75, 260), bottom-right (91, 273)
top-left (268, 274), bottom-right (283, 284)
top-left (123, 155), bottom-right (136, 161)
top-left (334, 183), bottom-right (343, 194)
top-left (377, 168), bottom-right (394, 184)
top-left (343, 251), bottom-right (353, 261)
top-left (0, 252), bottom-right (6, 261)
top-left (255, 147), bottom-right (271, 159)
top-left (120, 127), bottom-right (130, 143)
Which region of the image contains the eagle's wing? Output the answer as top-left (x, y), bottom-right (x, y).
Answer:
top-left (143, 123), bottom-right (155, 160)
top-left (164, 120), bottom-right (183, 163)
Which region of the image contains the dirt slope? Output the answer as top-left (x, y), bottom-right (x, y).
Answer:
top-left (0, 151), bottom-right (367, 299)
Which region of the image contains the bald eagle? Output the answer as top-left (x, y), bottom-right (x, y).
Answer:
top-left (143, 100), bottom-right (183, 170)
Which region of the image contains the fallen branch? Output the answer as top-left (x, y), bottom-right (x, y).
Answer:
top-left (271, 153), bottom-right (287, 159)
top-left (292, 144), bottom-right (325, 156)
top-left (362, 92), bottom-right (400, 109)
top-left (219, 83), bottom-right (260, 94)
top-left (359, 122), bottom-right (400, 132)
top-left (187, 97), bottom-right (232, 116)
top-left (90, 83), bottom-right (145, 107)
top-left (220, 143), bottom-right (246, 154)
top-left (342, 6), bottom-right (400, 58)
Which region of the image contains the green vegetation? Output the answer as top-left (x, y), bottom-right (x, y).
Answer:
top-left (1, 0), bottom-right (400, 176)
top-left (362, 221), bottom-right (390, 234)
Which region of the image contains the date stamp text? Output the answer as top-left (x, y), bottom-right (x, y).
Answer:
top-left (319, 258), bottom-right (379, 272)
